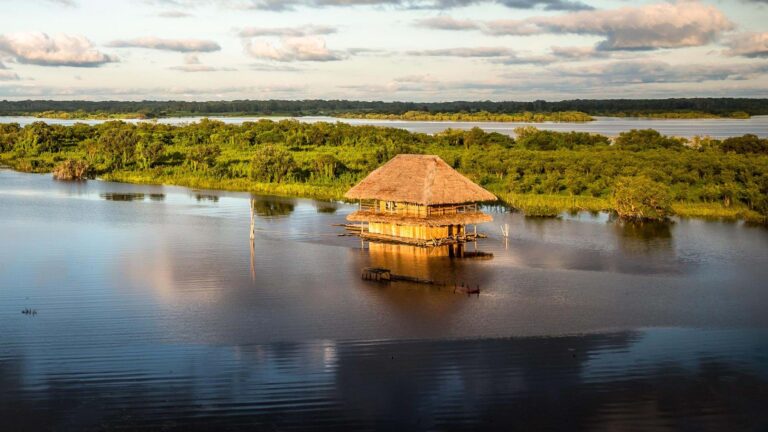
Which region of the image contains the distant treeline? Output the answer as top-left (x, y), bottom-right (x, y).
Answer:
top-left (1, 119), bottom-right (766, 221)
top-left (0, 98), bottom-right (766, 118)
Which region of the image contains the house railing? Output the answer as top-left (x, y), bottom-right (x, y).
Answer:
top-left (357, 201), bottom-right (479, 218)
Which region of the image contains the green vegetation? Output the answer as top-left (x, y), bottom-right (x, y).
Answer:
top-left (338, 110), bottom-right (593, 123)
top-left (612, 111), bottom-right (751, 119)
top-left (52, 159), bottom-right (92, 180)
top-left (612, 176), bottom-right (673, 221)
top-left (0, 119), bottom-right (766, 223)
top-left (35, 110), bottom-right (148, 120)
top-left (0, 98), bottom-right (765, 119)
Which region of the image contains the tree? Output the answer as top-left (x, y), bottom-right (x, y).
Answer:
top-left (720, 134), bottom-right (768, 154)
top-left (614, 129), bottom-right (686, 151)
top-left (135, 139), bottom-right (165, 170)
top-left (250, 145), bottom-right (295, 182)
top-left (313, 154), bottom-right (344, 179)
top-left (98, 126), bottom-right (139, 168)
top-left (186, 144), bottom-right (221, 171)
top-left (612, 176), bottom-right (673, 221)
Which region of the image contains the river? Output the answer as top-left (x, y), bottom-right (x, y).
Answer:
top-left (1, 115), bottom-right (767, 138)
top-left (1, 169), bottom-right (767, 431)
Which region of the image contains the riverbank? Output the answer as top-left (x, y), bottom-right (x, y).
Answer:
top-left (2, 119), bottom-right (766, 224)
top-left (40, 167), bottom-right (767, 224)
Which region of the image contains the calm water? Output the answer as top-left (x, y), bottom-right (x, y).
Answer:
top-left (2, 169), bottom-right (768, 431)
top-left (2, 115), bottom-right (767, 138)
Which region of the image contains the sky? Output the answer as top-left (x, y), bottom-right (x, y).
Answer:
top-left (0, 0), bottom-right (766, 101)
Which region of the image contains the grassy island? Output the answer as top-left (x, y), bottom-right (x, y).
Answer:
top-left (611, 111), bottom-right (751, 120)
top-left (0, 119), bottom-right (766, 223)
top-left (337, 110), bottom-right (594, 123)
top-left (34, 110), bottom-right (151, 120)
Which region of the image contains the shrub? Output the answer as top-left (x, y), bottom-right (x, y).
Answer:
top-left (186, 144), bottom-right (221, 171)
top-left (612, 176), bottom-right (673, 221)
top-left (250, 145), bottom-right (295, 182)
top-left (52, 159), bottom-right (92, 181)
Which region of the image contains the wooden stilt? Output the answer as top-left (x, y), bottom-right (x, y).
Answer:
top-left (249, 198), bottom-right (256, 241)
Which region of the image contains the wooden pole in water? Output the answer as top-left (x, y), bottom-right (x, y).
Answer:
top-left (250, 198), bottom-right (255, 241)
top-left (250, 237), bottom-right (256, 281)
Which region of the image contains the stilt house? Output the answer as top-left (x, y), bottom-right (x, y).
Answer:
top-left (345, 154), bottom-right (496, 246)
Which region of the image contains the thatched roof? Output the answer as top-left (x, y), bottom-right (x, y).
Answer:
top-left (347, 210), bottom-right (492, 226)
top-left (345, 154), bottom-right (497, 205)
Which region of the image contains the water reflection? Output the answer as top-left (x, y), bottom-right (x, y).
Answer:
top-left (251, 196), bottom-right (295, 217)
top-left (2, 329), bottom-right (766, 431)
top-left (365, 242), bottom-right (493, 287)
top-left (100, 192), bottom-right (147, 201)
top-left (100, 192), bottom-right (166, 202)
top-left (315, 201), bottom-right (338, 214)
top-left (3, 168), bottom-right (768, 430)
top-left (194, 193), bottom-right (219, 203)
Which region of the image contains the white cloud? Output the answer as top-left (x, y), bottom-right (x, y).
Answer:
top-left (407, 47), bottom-right (515, 57)
top-left (108, 37), bottom-right (221, 52)
top-left (0, 32), bottom-right (117, 67)
top-left (157, 10), bottom-right (193, 18)
top-left (169, 54), bottom-right (236, 72)
top-left (178, 0), bottom-right (592, 11)
top-left (244, 36), bottom-right (345, 62)
top-left (416, 16), bottom-right (481, 30)
top-left (553, 60), bottom-right (768, 83)
top-left (238, 25), bottom-right (337, 37)
top-left (724, 32), bottom-right (768, 58)
top-left (420, 1), bottom-right (735, 51)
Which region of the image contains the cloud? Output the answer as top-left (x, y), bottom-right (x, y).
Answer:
top-left (169, 54), bottom-right (236, 72)
top-left (170, 64), bottom-right (235, 72)
top-left (531, 1), bottom-right (734, 50)
top-left (0, 83), bottom-right (308, 99)
top-left (157, 10), bottom-right (193, 17)
top-left (147, 0), bottom-right (591, 11)
top-left (243, 36), bottom-right (345, 61)
top-left (238, 25), bottom-right (337, 37)
top-left (0, 71), bottom-right (20, 81)
top-left (108, 37), bottom-right (220, 52)
top-left (407, 45), bottom-right (614, 65)
top-left (415, 16), bottom-right (482, 30)
top-left (549, 45), bottom-right (608, 60)
top-left (724, 32), bottom-right (768, 58)
top-left (553, 60), bottom-right (768, 84)
top-left (419, 1), bottom-right (734, 51)
top-left (497, 0), bottom-right (592, 11)
top-left (407, 47), bottom-right (515, 57)
top-left (43, 0), bottom-right (76, 6)
top-left (334, 59), bottom-right (768, 100)
top-left (0, 32), bottom-right (117, 67)
top-left (250, 63), bottom-right (304, 71)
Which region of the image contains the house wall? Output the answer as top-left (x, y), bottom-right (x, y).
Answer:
top-left (376, 201), bottom-right (428, 217)
top-left (369, 222), bottom-right (452, 240)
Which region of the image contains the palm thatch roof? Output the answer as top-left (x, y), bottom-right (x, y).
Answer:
top-left (345, 154), bottom-right (497, 205)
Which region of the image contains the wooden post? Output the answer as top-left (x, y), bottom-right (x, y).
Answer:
top-left (250, 237), bottom-right (256, 281)
top-left (249, 198), bottom-right (256, 241)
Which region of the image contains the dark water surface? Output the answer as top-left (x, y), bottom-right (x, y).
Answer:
top-left (2, 115), bottom-right (768, 138)
top-left (1, 169), bottom-right (768, 431)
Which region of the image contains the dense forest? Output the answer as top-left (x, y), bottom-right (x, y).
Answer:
top-left (0, 98), bottom-right (766, 118)
top-left (0, 119), bottom-right (766, 221)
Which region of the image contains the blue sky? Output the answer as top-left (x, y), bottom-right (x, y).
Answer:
top-left (0, 0), bottom-right (766, 101)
